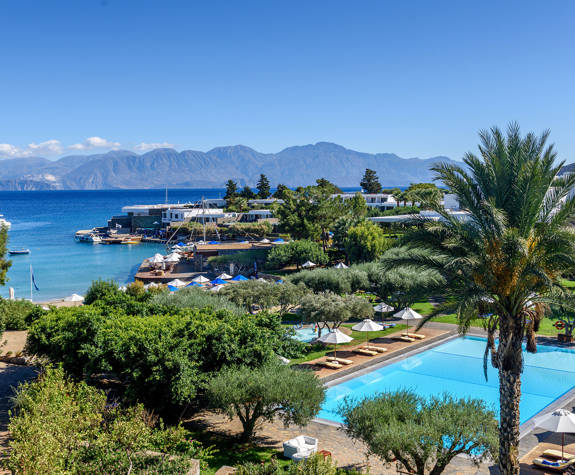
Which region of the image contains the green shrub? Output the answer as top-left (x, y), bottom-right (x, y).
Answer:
top-left (236, 454), bottom-right (362, 474)
top-left (27, 306), bottom-right (304, 413)
top-left (150, 286), bottom-right (244, 315)
top-left (0, 298), bottom-right (40, 330)
top-left (8, 366), bottom-right (211, 474)
top-left (288, 268), bottom-right (369, 294)
top-left (84, 279), bottom-right (121, 305)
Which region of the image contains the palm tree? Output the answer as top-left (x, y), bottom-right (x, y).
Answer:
top-left (380, 123), bottom-right (575, 474)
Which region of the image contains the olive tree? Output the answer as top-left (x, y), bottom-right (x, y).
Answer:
top-left (298, 291), bottom-right (373, 338)
top-left (206, 362), bottom-right (325, 441)
top-left (339, 390), bottom-right (498, 475)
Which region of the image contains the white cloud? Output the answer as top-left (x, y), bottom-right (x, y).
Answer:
top-left (69, 136), bottom-right (121, 151)
top-left (134, 142), bottom-right (175, 152)
top-left (0, 143), bottom-right (29, 158)
top-left (28, 139), bottom-right (63, 155)
top-left (0, 136), bottom-right (177, 159)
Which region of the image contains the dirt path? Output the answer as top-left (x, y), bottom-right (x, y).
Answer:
top-left (0, 331), bottom-right (38, 471)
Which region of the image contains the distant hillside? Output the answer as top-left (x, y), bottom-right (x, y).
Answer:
top-left (0, 142), bottom-right (459, 190)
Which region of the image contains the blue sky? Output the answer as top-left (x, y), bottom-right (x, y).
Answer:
top-left (1, 0), bottom-right (574, 162)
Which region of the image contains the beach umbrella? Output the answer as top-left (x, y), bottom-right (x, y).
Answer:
top-left (394, 307), bottom-right (423, 335)
top-left (217, 273), bottom-right (232, 280)
top-left (177, 242), bottom-right (185, 246)
top-left (533, 409), bottom-right (575, 459)
top-left (186, 281), bottom-right (203, 287)
top-left (64, 293), bottom-right (84, 302)
top-left (164, 254), bottom-right (181, 263)
top-left (208, 241), bottom-right (220, 245)
top-left (333, 262), bottom-right (348, 269)
top-left (231, 274), bottom-right (249, 282)
top-left (167, 285), bottom-right (178, 292)
top-left (319, 329), bottom-right (353, 360)
top-left (260, 238), bottom-right (271, 243)
top-left (210, 284), bottom-right (225, 292)
top-left (301, 260), bottom-right (316, 268)
top-left (273, 238), bottom-right (285, 243)
top-left (352, 319), bottom-right (384, 345)
top-left (167, 279), bottom-right (188, 288)
top-left (374, 302), bottom-right (394, 323)
top-left (210, 278), bottom-right (228, 285)
top-left (276, 279), bottom-right (284, 284)
top-left (149, 254), bottom-right (165, 265)
top-left (192, 275), bottom-right (210, 284)
top-left (374, 302), bottom-right (394, 313)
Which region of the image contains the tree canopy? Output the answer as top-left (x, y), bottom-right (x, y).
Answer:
top-left (344, 221), bottom-right (391, 263)
top-left (298, 291), bottom-right (373, 337)
top-left (266, 239), bottom-right (328, 270)
top-left (0, 225), bottom-right (11, 287)
top-left (379, 123), bottom-right (575, 473)
top-left (224, 179), bottom-right (239, 200)
top-left (339, 390), bottom-right (498, 475)
top-left (207, 362), bottom-right (325, 441)
top-left (360, 168), bottom-right (382, 194)
top-left (256, 174), bottom-right (271, 199)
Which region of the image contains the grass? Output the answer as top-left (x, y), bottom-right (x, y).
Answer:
top-left (189, 430), bottom-right (290, 475)
top-left (289, 322), bottom-right (408, 365)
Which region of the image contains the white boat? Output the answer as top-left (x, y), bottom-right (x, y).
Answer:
top-left (0, 214), bottom-right (11, 230)
top-left (75, 231), bottom-right (102, 243)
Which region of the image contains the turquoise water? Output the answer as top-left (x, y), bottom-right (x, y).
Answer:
top-left (293, 327), bottom-right (319, 343)
top-left (318, 336), bottom-right (575, 424)
top-left (0, 189), bottom-right (226, 300)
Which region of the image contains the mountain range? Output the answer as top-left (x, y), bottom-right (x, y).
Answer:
top-left (0, 142), bottom-right (459, 190)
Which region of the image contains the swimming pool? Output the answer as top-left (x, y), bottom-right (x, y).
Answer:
top-left (318, 336), bottom-right (575, 424)
top-left (292, 327), bottom-right (318, 343)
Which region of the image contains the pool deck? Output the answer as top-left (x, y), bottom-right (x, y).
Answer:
top-left (298, 325), bottom-right (457, 380)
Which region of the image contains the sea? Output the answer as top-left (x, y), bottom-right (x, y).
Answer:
top-left (0, 189), bottom-right (228, 301)
top-left (0, 186), bottom-right (380, 301)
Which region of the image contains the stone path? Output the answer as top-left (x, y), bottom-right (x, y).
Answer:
top-left (189, 411), bottom-right (492, 474)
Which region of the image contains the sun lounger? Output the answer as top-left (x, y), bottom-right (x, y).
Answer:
top-left (364, 345), bottom-right (387, 353)
top-left (326, 356), bottom-right (353, 365)
top-left (397, 335), bottom-right (416, 342)
top-left (533, 457), bottom-right (575, 471)
top-left (403, 333), bottom-right (426, 340)
top-left (542, 450), bottom-right (575, 460)
top-left (319, 360), bottom-right (343, 370)
top-left (353, 348), bottom-right (378, 356)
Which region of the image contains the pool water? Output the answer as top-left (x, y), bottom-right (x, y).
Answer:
top-left (293, 327), bottom-right (318, 343)
top-left (318, 336), bottom-right (575, 424)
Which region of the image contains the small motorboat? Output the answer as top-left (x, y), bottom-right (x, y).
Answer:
top-left (9, 248), bottom-right (30, 255)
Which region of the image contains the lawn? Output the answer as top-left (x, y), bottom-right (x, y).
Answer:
top-left (289, 322), bottom-right (408, 365)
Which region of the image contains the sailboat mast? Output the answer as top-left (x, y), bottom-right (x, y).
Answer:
top-left (202, 196), bottom-right (206, 242)
top-left (29, 264), bottom-right (33, 302)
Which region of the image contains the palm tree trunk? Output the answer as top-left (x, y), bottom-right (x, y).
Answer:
top-left (498, 367), bottom-right (521, 474)
top-left (496, 317), bottom-right (524, 475)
